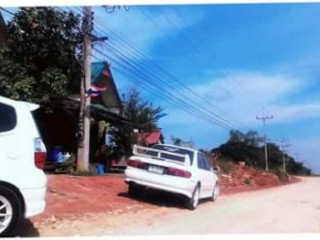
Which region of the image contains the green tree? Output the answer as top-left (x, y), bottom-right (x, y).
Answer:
top-left (108, 87), bottom-right (165, 158)
top-left (0, 7), bottom-right (82, 103)
top-left (228, 130), bottom-right (245, 143)
top-left (213, 130), bottom-right (263, 166)
top-left (212, 129), bottom-right (312, 175)
top-left (122, 87), bottom-right (163, 131)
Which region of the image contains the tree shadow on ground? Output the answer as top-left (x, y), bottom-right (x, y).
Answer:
top-left (15, 219), bottom-right (40, 237)
top-left (118, 188), bottom-right (205, 210)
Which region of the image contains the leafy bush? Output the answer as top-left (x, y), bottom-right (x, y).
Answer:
top-left (218, 158), bottom-right (236, 174)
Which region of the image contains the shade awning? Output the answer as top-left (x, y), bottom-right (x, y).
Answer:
top-left (90, 104), bottom-right (136, 127)
top-left (44, 97), bottom-right (135, 127)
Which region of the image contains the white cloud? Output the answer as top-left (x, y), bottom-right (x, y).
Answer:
top-left (191, 71), bottom-right (302, 104)
top-left (268, 103), bottom-right (320, 124)
top-left (156, 70), bottom-right (320, 134)
top-left (169, 71), bottom-right (306, 127)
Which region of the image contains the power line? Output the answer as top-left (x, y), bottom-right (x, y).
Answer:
top-left (169, 6), bottom-right (264, 114)
top-left (91, 31), bottom-right (235, 127)
top-left (93, 45), bottom-right (233, 130)
top-left (6, 6), bottom-right (247, 131)
top-left (138, 7), bottom-right (254, 130)
top-left (108, 63), bottom-right (233, 129)
top-left (94, 45), bottom-right (234, 130)
top-left (98, 40), bottom-right (237, 128)
top-left (84, 6), bottom-right (264, 121)
top-left (59, 7), bottom-right (252, 130)
top-left (91, 10), bottom-right (249, 129)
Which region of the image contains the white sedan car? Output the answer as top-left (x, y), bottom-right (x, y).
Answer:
top-left (125, 144), bottom-right (219, 210)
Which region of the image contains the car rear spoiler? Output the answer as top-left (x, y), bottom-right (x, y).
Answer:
top-left (132, 144), bottom-right (191, 166)
top-left (21, 101), bottom-right (39, 111)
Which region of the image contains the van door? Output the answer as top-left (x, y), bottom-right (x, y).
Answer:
top-left (0, 102), bottom-right (19, 172)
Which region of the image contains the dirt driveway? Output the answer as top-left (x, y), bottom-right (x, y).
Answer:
top-left (17, 176), bottom-right (317, 236)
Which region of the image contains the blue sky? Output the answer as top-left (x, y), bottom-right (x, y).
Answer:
top-left (2, 3), bottom-right (320, 174)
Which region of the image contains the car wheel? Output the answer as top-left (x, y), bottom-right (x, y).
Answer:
top-left (210, 183), bottom-right (220, 202)
top-left (128, 183), bottom-right (145, 198)
top-left (0, 186), bottom-right (22, 237)
top-left (186, 185), bottom-right (200, 210)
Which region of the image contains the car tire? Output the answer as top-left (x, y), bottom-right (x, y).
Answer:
top-left (186, 185), bottom-right (200, 210)
top-left (128, 183), bottom-right (144, 198)
top-left (0, 186), bottom-right (23, 237)
top-left (210, 182), bottom-right (220, 202)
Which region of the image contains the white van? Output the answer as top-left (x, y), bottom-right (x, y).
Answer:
top-left (0, 96), bottom-right (47, 236)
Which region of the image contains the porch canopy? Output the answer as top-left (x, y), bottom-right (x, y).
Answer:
top-left (33, 97), bottom-right (136, 154)
top-left (45, 97), bottom-right (135, 127)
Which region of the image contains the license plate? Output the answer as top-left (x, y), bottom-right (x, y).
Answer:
top-left (148, 165), bottom-right (164, 174)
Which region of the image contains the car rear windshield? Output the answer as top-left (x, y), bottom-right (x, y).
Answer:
top-left (151, 145), bottom-right (194, 164)
top-left (0, 102), bottom-right (17, 132)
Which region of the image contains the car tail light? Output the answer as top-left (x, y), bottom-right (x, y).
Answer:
top-left (34, 137), bottom-right (47, 169)
top-left (127, 159), bottom-right (146, 169)
top-left (167, 167), bottom-right (192, 178)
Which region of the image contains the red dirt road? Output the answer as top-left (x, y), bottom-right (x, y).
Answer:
top-left (33, 173), bottom-right (297, 221)
top-left (15, 173), bottom-right (301, 237)
top-left (118, 176), bottom-right (320, 235)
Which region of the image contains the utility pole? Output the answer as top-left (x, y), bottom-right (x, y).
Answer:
top-left (256, 110), bottom-right (273, 172)
top-left (280, 140), bottom-right (291, 173)
top-left (77, 6), bottom-right (93, 172)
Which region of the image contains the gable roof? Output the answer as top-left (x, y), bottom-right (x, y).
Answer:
top-left (91, 62), bottom-right (123, 111)
top-left (91, 62), bottom-right (107, 84)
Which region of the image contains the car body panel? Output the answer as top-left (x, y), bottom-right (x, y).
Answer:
top-left (125, 144), bottom-right (219, 201)
top-left (0, 96), bottom-right (47, 219)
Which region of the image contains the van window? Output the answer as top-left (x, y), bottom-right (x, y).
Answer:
top-left (0, 102), bottom-right (17, 132)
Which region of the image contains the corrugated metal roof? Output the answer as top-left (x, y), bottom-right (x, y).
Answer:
top-left (91, 62), bottom-right (107, 84)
